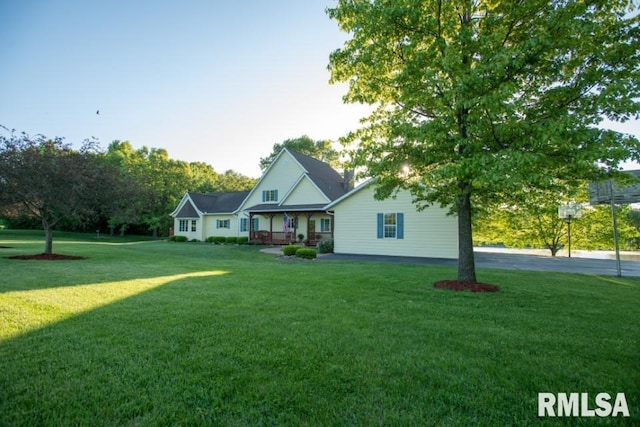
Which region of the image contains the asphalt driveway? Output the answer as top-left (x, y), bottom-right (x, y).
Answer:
top-left (322, 251), bottom-right (640, 277)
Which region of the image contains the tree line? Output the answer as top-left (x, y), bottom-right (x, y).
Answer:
top-left (0, 129), bottom-right (256, 253)
top-left (473, 183), bottom-right (640, 256)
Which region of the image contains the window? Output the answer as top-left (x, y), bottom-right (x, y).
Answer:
top-left (179, 220), bottom-right (188, 232)
top-left (384, 214), bottom-right (396, 238)
top-left (320, 218), bottom-right (332, 232)
top-left (191, 220), bottom-right (197, 232)
top-left (216, 219), bottom-right (230, 229)
top-left (240, 217), bottom-right (259, 232)
top-left (377, 213), bottom-right (404, 239)
top-left (262, 189), bottom-right (278, 202)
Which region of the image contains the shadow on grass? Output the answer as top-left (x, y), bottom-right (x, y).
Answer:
top-left (1, 264), bottom-right (639, 426)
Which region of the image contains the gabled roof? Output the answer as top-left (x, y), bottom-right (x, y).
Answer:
top-left (287, 149), bottom-right (349, 201)
top-left (188, 191), bottom-right (249, 213)
top-left (175, 200), bottom-right (199, 218)
top-left (171, 191), bottom-right (250, 217)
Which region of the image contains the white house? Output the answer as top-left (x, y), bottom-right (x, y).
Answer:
top-left (171, 148), bottom-right (350, 245)
top-left (170, 148), bottom-right (458, 258)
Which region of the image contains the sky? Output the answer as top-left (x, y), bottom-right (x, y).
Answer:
top-left (1, 1), bottom-right (638, 178)
top-left (0, 0), bottom-right (372, 178)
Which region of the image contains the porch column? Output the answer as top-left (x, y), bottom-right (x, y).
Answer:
top-left (248, 212), bottom-right (254, 240)
top-left (305, 212), bottom-right (313, 244)
top-left (268, 213), bottom-right (276, 242)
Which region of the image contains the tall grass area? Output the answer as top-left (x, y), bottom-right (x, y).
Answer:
top-left (1, 230), bottom-right (638, 426)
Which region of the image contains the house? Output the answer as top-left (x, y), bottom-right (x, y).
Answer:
top-left (170, 148), bottom-right (458, 259)
top-left (171, 148), bottom-right (350, 245)
top-left (170, 191), bottom-right (250, 241)
top-left (326, 180), bottom-right (458, 259)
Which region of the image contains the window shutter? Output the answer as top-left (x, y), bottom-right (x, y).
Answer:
top-left (216, 220), bottom-right (219, 229)
top-left (377, 213), bottom-right (383, 238)
top-left (262, 191), bottom-right (266, 202)
top-left (397, 213), bottom-right (404, 239)
top-left (275, 189), bottom-right (278, 201)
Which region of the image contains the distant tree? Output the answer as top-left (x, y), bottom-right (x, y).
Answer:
top-left (475, 184), bottom-right (639, 254)
top-left (104, 141), bottom-right (256, 237)
top-left (328, 0), bottom-right (640, 283)
top-left (215, 169), bottom-right (257, 192)
top-left (0, 129), bottom-right (121, 254)
top-left (259, 136), bottom-right (340, 171)
top-left (624, 209), bottom-right (640, 249)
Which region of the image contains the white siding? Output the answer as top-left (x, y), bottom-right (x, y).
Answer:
top-left (203, 215), bottom-right (238, 238)
top-left (239, 152), bottom-right (304, 210)
top-left (173, 217), bottom-right (203, 241)
top-left (284, 177), bottom-right (328, 205)
top-left (332, 185), bottom-right (458, 259)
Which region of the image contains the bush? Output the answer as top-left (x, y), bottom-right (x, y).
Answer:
top-left (283, 245), bottom-right (302, 256)
top-left (170, 235), bottom-right (188, 242)
top-left (206, 236), bottom-right (227, 244)
top-left (237, 237), bottom-right (249, 245)
top-left (316, 239), bottom-right (334, 254)
top-left (225, 236), bottom-right (238, 244)
top-left (295, 248), bottom-right (317, 259)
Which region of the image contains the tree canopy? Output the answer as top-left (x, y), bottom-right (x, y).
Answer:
top-left (328, 0), bottom-right (640, 282)
top-left (0, 131), bottom-right (122, 254)
top-left (259, 136), bottom-right (341, 171)
top-left (0, 131), bottom-right (257, 245)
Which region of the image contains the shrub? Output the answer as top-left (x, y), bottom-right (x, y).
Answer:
top-left (283, 245), bottom-right (302, 256)
top-left (295, 248), bottom-right (317, 259)
top-left (316, 239), bottom-right (334, 254)
top-left (237, 237), bottom-right (249, 245)
top-left (225, 237), bottom-right (238, 244)
top-left (170, 235), bottom-right (188, 242)
top-left (207, 236), bottom-right (226, 244)
top-left (190, 239), bottom-right (200, 242)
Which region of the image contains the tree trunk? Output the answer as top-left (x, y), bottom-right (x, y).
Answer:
top-left (43, 226), bottom-right (53, 255)
top-left (457, 190), bottom-right (477, 283)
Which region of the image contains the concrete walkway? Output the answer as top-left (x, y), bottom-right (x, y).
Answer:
top-left (261, 247), bottom-right (640, 277)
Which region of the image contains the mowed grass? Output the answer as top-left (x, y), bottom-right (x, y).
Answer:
top-left (0, 230), bottom-right (638, 426)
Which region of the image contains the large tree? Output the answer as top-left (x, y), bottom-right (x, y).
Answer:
top-left (0, 130), bottom-right (121, 254)
top-left (328, 0), bottom-right (640, 283)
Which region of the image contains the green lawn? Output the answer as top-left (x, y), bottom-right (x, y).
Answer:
top-left (1, 230), bottom-right (638, 426)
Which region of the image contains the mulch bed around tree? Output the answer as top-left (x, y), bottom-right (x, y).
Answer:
top-left (433, 280), bottom-right (499, 292)
top-left (7, 253), bottom-right (86, 261)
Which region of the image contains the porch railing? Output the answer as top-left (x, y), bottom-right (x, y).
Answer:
top-left (250, 231), bottom-right (332, 246)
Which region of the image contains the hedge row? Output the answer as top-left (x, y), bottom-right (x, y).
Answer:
top-left (170, 236), bottom-right (249, 244)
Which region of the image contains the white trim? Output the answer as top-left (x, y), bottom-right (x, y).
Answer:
top-left (235, 148), bottom-right (293, 213)
top-left (279, 174), bottom-right (331, 206)
top-left (324, 178), bottom-right (375, 210)
top-left (170, 193), bottom-right (204, 217)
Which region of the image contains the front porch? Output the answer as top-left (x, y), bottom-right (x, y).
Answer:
top-left (246, 204), bottom-right (333, 246)
top-left (250, 230), bottom-right (332, 246)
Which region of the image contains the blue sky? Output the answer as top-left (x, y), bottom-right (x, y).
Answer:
top-left (0, 0), bottom-right (372, 177)
top-left (1, 1), bottom-right (638, 178)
